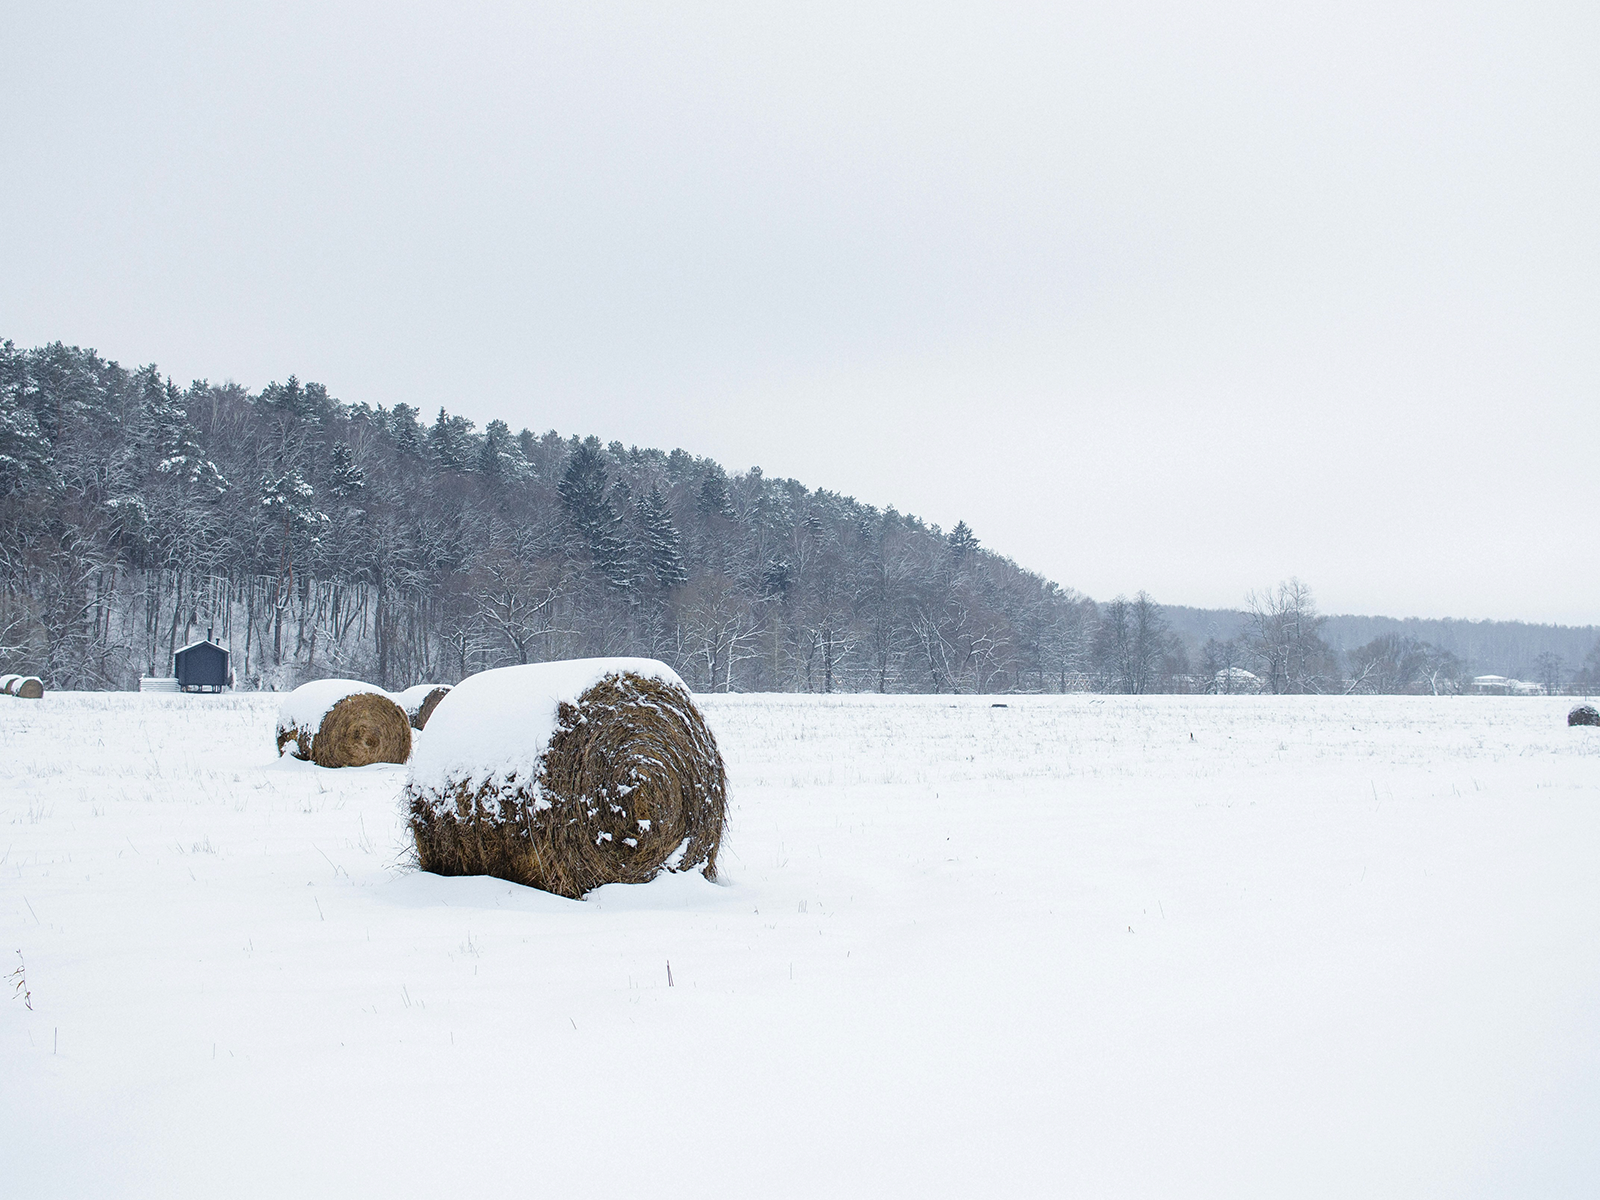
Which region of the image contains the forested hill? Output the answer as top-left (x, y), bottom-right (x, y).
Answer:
top-left (0, 340), bottom-right (1096, 692)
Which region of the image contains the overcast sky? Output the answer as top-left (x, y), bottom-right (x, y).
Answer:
top-left (3, 2), bottom-right (1596, 623)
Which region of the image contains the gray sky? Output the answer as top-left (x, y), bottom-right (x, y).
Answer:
top-left (4, 2), bottom-right (1596, 623)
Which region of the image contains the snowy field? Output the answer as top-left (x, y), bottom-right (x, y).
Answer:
top-left (3, 692), bottom-right (1599, 1199)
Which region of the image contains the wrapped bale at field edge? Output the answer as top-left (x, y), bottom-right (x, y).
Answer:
top-left (13, 676), bottom-right (44, 699)
top-left (276, 679), bottom-right (412, 767)
top-left (393, 683), bottom-right (453, 731)
top-left (405, 658), bottom-right (727, 899)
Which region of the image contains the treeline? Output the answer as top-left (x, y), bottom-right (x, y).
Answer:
top-left (6, 341), bottom-right (1591, 697)
top-left (1, 340), bottom-right (1114, 693)
top-left (1169, 602), bottom-right (1600, 691)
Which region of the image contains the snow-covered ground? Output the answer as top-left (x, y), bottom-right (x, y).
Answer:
top-left (3, 692), bottom-right (1599, 1198)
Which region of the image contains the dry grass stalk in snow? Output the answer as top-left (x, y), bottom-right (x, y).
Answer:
top-left (276, 686), bottom-right (412, 768)
top-left (406, 665), bottom-right (727, 899)
top-left (395, 684), bottom-right (452, 730)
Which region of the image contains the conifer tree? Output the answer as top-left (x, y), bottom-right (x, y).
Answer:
top-left (429, 407), bottom-right (473, 471)
top-left (697, 465), bottom-right (735, 521)
top-left (637, 486), bottom-right (687, 590)
top-left (948, 521), bottom-right (979, 558)
top-left (478, 419), bottom-right (511, 485)
top-left (328, 442), bottom-right (365, 499)
top-left (559, 439), bottom-right (634, 591)
top-left (389, 404), bottom-right (424, 458)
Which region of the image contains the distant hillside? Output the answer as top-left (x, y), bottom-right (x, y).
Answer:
top-left (1164, 606), bottom-right (1600, 682)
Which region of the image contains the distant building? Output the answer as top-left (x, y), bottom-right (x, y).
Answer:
top-left (1213, 667), bottom-right (1262, 694)
top-left (1471, 675), bottom-right (1545, 696)
top-left (173, 638), bottom-right (231, 693)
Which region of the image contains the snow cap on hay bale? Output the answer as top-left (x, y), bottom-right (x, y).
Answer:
top-left (394, 683), bottom-right (453, 730)
top-left (276, 679), bottom-right (412, 767)
top-left (1569, 704), bottom-right (1600, 727)
top-left (13, 676), bottom-right (44, 699)
top-left (404, 658), bottom-right (727, 899)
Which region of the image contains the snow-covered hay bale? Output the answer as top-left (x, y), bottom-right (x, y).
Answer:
top-left (0, 674), bottom-right (19, 695)
top-left (404, 659), bottom-right (727, 899)
top-left (13, 676), bottom-right (44, 699)
top-left (394, 683), bottom-right (452, 731)
top-left (1568, 704), bottom-right (1600, 727)
top-left (275, 680), bottom-right (412, 768)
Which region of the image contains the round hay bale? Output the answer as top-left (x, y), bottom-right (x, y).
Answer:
top-left (1568, 704), bottom-right (1600, 727)
top-left (0, 674), bottom-right (19, 696)
top-left (404, 658), bottom-right (727, 899)
top-left (276, 679), bottom-right (412, 768)
top-left (393, 683), bottom-right (453, 730)
top-left (13, 676), bottom-right (43, 699)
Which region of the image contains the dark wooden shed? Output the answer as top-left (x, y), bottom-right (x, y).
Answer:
top-left (174, 638), bottom-right (231, 692)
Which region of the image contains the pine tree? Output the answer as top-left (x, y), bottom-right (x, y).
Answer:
top-left (637, 486), bottom-right (687, 589)
top-left (429, 407), bottom-right (474, 471)
top-left (141, 375), bottom-right (227, 493)
top-left (328, 442), bottom-right (365, 499)
top-left (558, 439), bottom-right (611, 531)
top-left (260, 470), bottom-right (328, 539)
top-left (559, 439), bottom-right (634, 591)
top-left (389, 404), bottom-right (424, 458)
top-left (697, 466), bottom-right (735, 521)
top-left (948, 521), bottom-right (979, 558)
top-left (259, 376), bottom-right (325, 427)
top-left (0, 385), bottom-right (52, 498)
top-left (478, 419), bottom-right (511, 484)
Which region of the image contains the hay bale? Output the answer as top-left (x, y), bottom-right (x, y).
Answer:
top-left (404, 658), bottom-right (727, 899)
top-left (1569, 704), bottom-right (1600, 727)
top-left (276, 679), bottom-right (412, 768)
top-left (0, 674), bottom-right (18, 696)
top-left (393, 683), bottom-right (453, 730)
top-left (13, 676), bottom-right (43, 699)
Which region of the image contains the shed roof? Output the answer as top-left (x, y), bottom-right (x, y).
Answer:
top-left (175, 639), bottom-right (228, 657)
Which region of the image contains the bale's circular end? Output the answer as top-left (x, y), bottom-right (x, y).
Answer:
top-left (1569, 704), bottom-right (1600, 727)
top-left (277, 685), bottom-right (412, 767)
top-left (14, 677), bottom-right (43, 699)
top-left (314, 693), bottom-right (412, 766)
top-left (407, 666), bottom-right (727, 899)
top-left (398, 684), bottom-right (452, 730)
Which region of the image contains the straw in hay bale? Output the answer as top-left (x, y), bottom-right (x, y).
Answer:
top-left (394, 683), bottom-right (453, 730)
top-left (275, 679), bottom-right (412, 768)
top-left (13, 676), bottom-right (44, 699)
top-left (404, 658), bottom-right (727, 899)
top-left (1569, 704), bottom-right (1600, 727)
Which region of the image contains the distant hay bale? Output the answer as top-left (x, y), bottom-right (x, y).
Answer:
top-left (1568, 704), bottom-right (1600, 727)
top-left (13, 676), bottom-right (43, 699)
top-left (275, 680), bottom-right (412, 768)
top-left (394, 683), bottom-right (452, 730)
top-left (404, 658), bottom-right (727, 899)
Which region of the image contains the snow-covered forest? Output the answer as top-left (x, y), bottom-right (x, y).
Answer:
top-left (1, 340), bottom-right (1113, 692)
top-left (4, 339), bottom-right (1596, 694)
